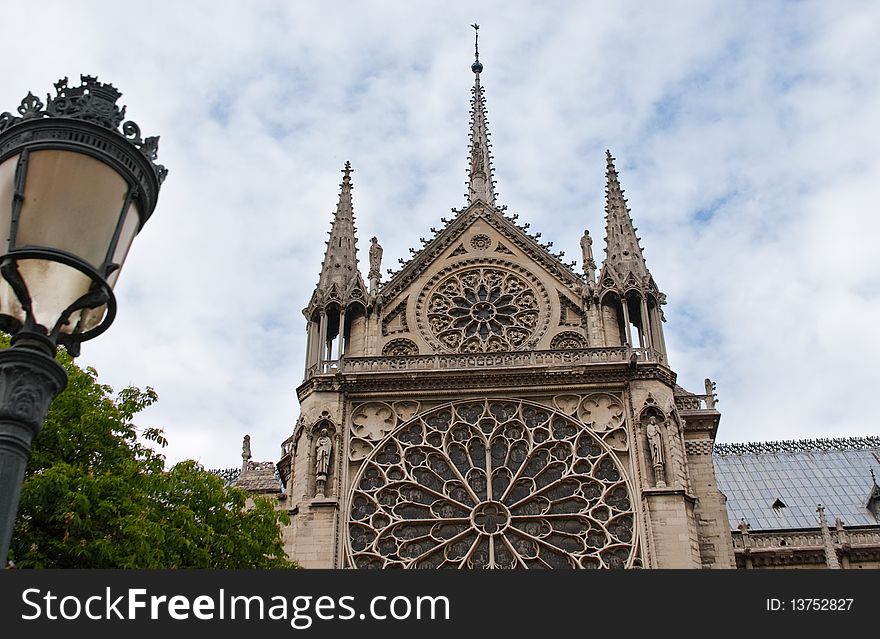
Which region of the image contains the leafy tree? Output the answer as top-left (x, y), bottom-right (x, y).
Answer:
top-left (4, 335), bottom-right (295, 568)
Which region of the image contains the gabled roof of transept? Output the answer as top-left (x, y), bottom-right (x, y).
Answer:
top-left (378, 202), bottom-right (585, 305)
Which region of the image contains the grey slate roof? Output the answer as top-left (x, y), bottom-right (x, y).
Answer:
top-left (714, 438), bottom-right (880, 531)
top-left (233, 461), bottom-right (283, 494)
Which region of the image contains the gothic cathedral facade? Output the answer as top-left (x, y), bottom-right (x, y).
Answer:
top-left (275, 42), bottom-right (734, 569)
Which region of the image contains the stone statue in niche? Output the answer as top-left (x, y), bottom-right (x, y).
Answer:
top-left (314, 428), bottom-right (333, 498)
top-left (315, 429), bottom-right (332, 476)
top-left (645, 416), bottom-right (666, 488)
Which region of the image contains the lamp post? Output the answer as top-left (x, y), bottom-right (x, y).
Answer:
top-left (0, 75), bottom-right (166, 564)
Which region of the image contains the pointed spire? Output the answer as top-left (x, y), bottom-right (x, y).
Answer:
top-left (318, 161), bottom-right (360, 290)
top-left (466, 23), bottom-right (496, 207)
top-left (603, 150), bottom-right (649, 283)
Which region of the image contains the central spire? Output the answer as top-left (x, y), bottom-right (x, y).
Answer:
top-left (466, 23), bottom-right (496, 207)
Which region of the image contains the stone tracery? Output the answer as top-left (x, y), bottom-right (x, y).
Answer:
top-left (418, 262), bottom-right (549, 353)
top-left (382, 338), bottom-right (419, 356)
top-left (348, 399), bottom-right (636, 569)
top-left (551, 331), bottom-right (587, 349)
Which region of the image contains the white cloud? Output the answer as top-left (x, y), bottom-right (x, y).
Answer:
top-left (1, 0), bottom-right (877, 468)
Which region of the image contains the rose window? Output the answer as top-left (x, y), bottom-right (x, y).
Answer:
top-left (423, 266), bottom-right (544, 352)
top-left (348, 399), bottom-right (636, 569)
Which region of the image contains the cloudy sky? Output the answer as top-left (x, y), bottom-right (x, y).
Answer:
top-left (2, 1), bottom-right (877, 470)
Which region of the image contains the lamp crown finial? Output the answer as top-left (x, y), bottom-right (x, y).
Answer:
top-left (47, 74), bottom-right (126, 129)
top-left (0, 74), bottom-right (168, 186)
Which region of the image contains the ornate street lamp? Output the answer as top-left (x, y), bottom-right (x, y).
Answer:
top-left (0, 75), bottom-right (167, 563)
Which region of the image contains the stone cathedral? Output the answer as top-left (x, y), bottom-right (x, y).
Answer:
top-left (257, 38), bottom-right (731, 571)
top-left (232, 35), bottom-right (880, 569)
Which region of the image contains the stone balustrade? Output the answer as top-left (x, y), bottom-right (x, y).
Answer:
top-left (732, 529), bottom-right (880, 550)
top-left (305, 346), bottom-right (664, 378)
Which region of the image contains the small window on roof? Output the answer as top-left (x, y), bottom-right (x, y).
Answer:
top-left (772, 498), bottom-right (786, 510)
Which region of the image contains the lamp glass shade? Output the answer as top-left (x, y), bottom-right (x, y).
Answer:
top-left (108, 200), bottom-right (140, 284)
top-left (0, 149), bottom-right (135, 337)
top-left (75, 200), bottom-right (140, 333)
top-left (0, 157), bottom-right (22, 325)
top-left (15, 149), bottom-right (130, 270)
top-left (18, 259), bottom-right (95, 333)
top-left (0, 155), bottom-right (14, 251)
top-left (0, 279), bottom-right (25, 325)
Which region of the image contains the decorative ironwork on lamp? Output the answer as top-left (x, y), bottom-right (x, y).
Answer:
top-left (0, 75), bottom-right (167, 356)
top-left (0, 75), bottom-right (167, 564)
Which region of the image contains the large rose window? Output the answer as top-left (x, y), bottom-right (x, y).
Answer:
top-left (419, 264), bottom-right (548, 352)
top-left (348, 399), bottom-right (636, 569)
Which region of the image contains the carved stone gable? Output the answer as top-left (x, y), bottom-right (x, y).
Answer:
top-left (380, 204), bottom-right (585, 309)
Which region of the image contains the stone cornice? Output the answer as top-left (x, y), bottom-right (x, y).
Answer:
top-left (642, 487), bottom-right (696, 504)
top-left (341, 381), bottom-right (630, 403)
top-left (297, 360), bottom-right (675, 400)
top-left (681, 410), bottom-right (721, 440)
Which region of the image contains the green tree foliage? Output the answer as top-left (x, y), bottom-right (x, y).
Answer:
top-left (4, 335), bottom-right (294, 568)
